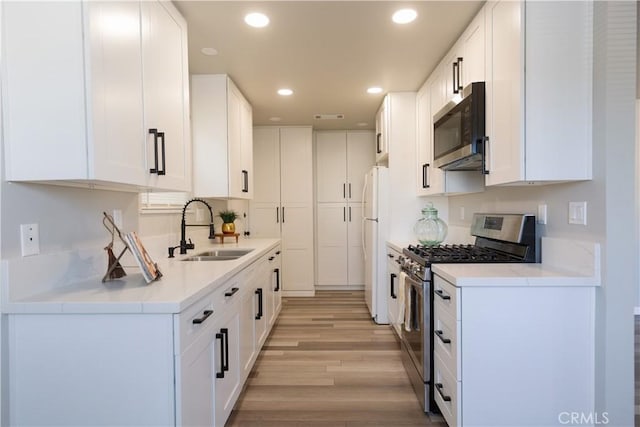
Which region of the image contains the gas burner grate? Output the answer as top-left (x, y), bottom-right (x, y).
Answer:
top-left (405, 244), bottom-right (520, 264)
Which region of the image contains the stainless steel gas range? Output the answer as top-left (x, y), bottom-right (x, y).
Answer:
top-left (398, 213), bottom-right (537, 413)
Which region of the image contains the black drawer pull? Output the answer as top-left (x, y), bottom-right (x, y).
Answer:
top-left (192, 309), bottom-right (213, 325)
top-left (274, 268), bottom-right (280, 292)
top-left (269, 256), bottom-right (275, 261)
top-left (215, 330), bottom-right (225, 378)
top-left (434, 289), bottom-right (451, 300)
top-left (390, 273), bottom-right (397, 299)
top-left (387, 254), bottom-right (394, 258)
top-left (435, 383), bottom-right (451, 402)
top-left (276, 251), bottom-right (281, 255)
top-left (435, 329), bottom-right (451, 344)
top-left (255, 288), bottom-right (263, 320)
top-left (224, 287), bottom-right (240, 297)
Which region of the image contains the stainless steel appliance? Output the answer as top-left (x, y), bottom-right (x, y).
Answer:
top-left (398, 213), bottom-right (537, 412)
top-left (433, 82), bottom-right (486, 172)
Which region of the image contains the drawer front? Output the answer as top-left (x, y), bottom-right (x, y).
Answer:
top-left (177, 272), bottom-right (246, 354)
top-left (433, 306), bottom-right (460, 381)
top-left (433, 274), bottom-right (460, 320)
top-left (434, 352), bottom-right (461, 427)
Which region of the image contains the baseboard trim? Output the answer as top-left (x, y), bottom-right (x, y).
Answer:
top-left (314, 285), bottom-right (364, 291)
top-left (282, 290), bottom-right (315, 297)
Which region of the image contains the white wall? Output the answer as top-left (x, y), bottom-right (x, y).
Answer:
top-left (449, 3), bottom-right (637, 424)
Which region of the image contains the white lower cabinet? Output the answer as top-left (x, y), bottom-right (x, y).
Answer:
top-left (432, 274), bottom-right (595, 427)
top-left (7, 245), bottom-right (281, 427)
top-left (385, 245), bottom-right (402, 336)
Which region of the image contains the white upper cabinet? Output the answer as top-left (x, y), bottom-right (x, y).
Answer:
top-left (191, 75), bottom-right (253, 199)
top-left (2, 1), bottom-right (191, 192)
top-left (416, 78), bottom-right (484, 196)
top-left (375, 97), bottom-right (390, 163)
top-left (484, 0), bottom-right (592, 185)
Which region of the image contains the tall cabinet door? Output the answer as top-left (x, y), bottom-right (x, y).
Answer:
top-left (280, 128), bottom-right (314, 294)
top-left (141, 0), bottom-right (190, 191)
top-left (316, 132), bottom-right (347, 203)
top-left (250, 127), bottom-right (281, 238)
top-left (346, 131), bottom-right (375, 202)
top-left (316, 204), bottom-right (349, 286)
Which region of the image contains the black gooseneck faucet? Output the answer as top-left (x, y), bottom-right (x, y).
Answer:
top-left (168, 198), bottom-right (216, 258)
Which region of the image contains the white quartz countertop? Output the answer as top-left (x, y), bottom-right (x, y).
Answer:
top-left (3, 238), bottom-right (280, 314)
top-left (432, 262), bottom-right (600, 287)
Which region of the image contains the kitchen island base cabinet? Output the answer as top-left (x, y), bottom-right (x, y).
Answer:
top-left (7, 244), bottom-right (282, 427)
top-left (433, 275), bottom-right (595, 427)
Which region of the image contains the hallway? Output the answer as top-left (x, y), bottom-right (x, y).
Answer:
top-left (227, 291), bottom-right (445, 426)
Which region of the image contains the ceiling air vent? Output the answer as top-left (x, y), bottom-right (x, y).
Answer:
top-left (314, 114), bottom-right (344, 120)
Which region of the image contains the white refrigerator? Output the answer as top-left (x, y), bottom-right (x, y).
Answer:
top-left (362, 166), bottom-right (389, 324)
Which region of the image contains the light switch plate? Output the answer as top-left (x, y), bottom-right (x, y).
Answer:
top-left (569, 202), bottom-right (587, 225)
top-left (20, 223), bottom-right (40, 256)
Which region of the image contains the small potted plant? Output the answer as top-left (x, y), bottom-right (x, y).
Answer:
top-left (218, 209), bottom-right (239, 234)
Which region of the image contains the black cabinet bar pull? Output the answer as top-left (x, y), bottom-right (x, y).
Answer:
top-left (274, 268), bottom-right (280, 292)
top-left (457, 57), bottom-right (463, 92)
top-left (435, 329), bottom-right (451, 344)
top-left (269, 256), bottom-right (275, 261)
top-left (149, 128), bottom-right (159, 174)
top-left (349, 206), bottom-right (352, 222)
top-left (390, 273), bottom-right (397, 299)
top-left (388, 254), bottom-right (394, 258)
top-left (242, 170), bottom-right (249, 193)
top-left (158, 131), bottom-right (166, 175)
top-left (275, 251), bottom-right (281, 255)
top-left (282, 207), bottom-right (285, 223)
top-left (221, 328), bottom-right (229, 372)
top-left (452, 61), bottom-right (459, 94)
top-left (215, 331), bottom-right (225, 378)
top-left (192, 309), bottom-right (213, 325)
top-left (422, 163), bottom-right (430, 189)
top-left (343, 207), bottom-right (346, 222)
top-left (348, 183), bottom-right (351, 198)
top-left (224, 287), bottom-right (240, 298)
top-left (434, 289), bottom-right (451, 300)
top-left (255, 288), bottom-right (263, 320)
top-left (276, 207), bottom-right (279, 223)
top-left (343, 183), bottom-right (346, 199)
top-left (376, 133), bottom-right (382, 153)
top-left (435, 383), bottom-right (451, 402)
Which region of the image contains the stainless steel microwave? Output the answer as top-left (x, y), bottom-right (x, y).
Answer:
top-left (433, 82), bottom-right (486, 172)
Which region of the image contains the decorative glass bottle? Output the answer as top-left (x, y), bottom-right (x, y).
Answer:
top-left (413, 202), bottom-right (448, 246)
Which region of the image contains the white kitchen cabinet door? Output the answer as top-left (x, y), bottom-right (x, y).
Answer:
top-left (346, 131), bottom-right (375, 202)
top-left (213, 310), bottom-right (241, 427)
top-left (141, 0), bottom-right (191, 191)
top-left (251, 126), bottom-right (315, 296)
top-left (191, 75), bottom-right (253, 198)
top-left (177, 325), bottom-right (215, 427)
top-left (316, 203), bottom-right (349, 286)
top-left (347, 203), bottom-right (365, 286)
top-left (386, 246), bottom-right (402, 336)
top-left (316, 132), bottom-right (347, 203)
top-left (443, 47), bottom-right (463, 104)
top-left (485, 0), bottom-right (593, 186)
top-left (461, 8), bottom-right (485, 87)
top-left (239, 284), bottom-right (257, 382)
top-left (375, 98), bottom-right (390, 163)
top-left (269, 250), bottom-right (283, 324)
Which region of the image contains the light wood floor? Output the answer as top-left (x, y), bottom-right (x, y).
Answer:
top-left (227, 290), bottom-right (445, 427)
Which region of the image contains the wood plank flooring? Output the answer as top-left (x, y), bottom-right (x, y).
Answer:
top-left (227, 291), bottom-right (445, 427)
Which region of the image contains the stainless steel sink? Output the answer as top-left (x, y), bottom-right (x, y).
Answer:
top-left (181, 249), bottom-right (254, 261)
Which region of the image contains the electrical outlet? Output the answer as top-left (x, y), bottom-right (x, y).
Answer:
top-left (569, 202), bottom-right (587, 225)
top-left (20, 223), bottom-right (40, 256)
top-left (537, 204), bottom-right (548, 225)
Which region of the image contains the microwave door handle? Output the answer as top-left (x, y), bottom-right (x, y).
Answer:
top-left (482, 137), bottom-right (490, 175)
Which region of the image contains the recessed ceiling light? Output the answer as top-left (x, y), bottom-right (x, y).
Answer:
top-left (200, 47), bottom-right (218, 56)
top-left (392, 9), bottom-right (417, 24)
top-left (367, 87), bottom-right (383, 94)
top-left (357, 122), bottom-right (369, 127)
top-left (277, 88), bottom-right (293, 96)
top-left (269, 117), bottom-right (282, 122)
top-left (245, 12), bottom-right (269, 28)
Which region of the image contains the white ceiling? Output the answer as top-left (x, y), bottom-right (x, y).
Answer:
top-left (174, 1), bottom-right (484, 130)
